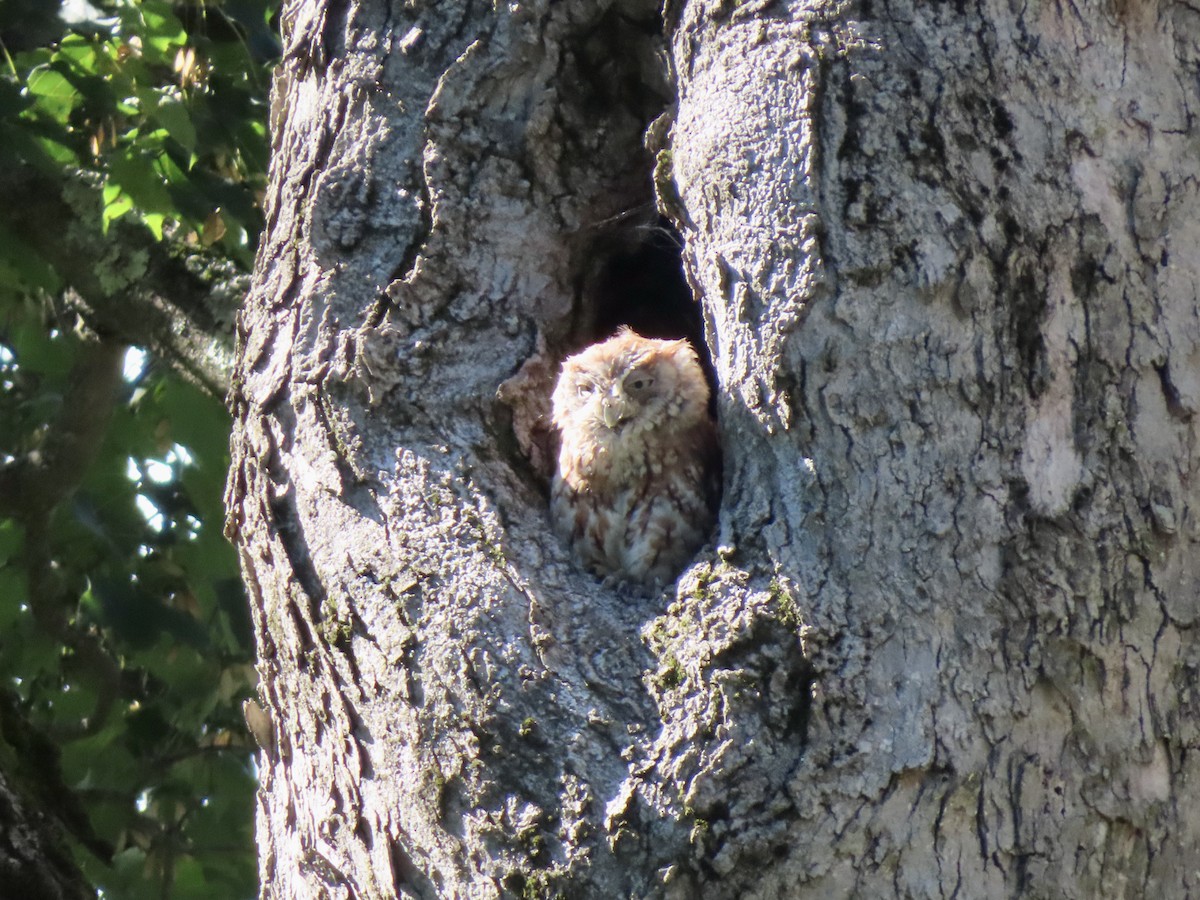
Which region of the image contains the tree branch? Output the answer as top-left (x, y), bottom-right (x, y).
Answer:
top-left (0, 761), bottom-right (95, 900)
top-left (3, 168), bottom-right (242, 398)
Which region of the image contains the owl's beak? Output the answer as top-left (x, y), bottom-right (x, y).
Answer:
top-left (601, 396), bottom-right (625, 429)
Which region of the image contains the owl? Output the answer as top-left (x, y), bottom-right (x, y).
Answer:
top-left (550, 327), bottom-right (720, 588)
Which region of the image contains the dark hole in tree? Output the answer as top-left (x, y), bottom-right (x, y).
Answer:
top-left (578, 218), bottom-right (716, 402)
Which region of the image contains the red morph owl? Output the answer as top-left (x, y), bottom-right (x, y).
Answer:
top-left (550, 328), bottom-right (720, 588)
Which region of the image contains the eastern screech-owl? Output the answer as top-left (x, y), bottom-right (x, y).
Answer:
top-left (550, 327), bottom-right (720, 587)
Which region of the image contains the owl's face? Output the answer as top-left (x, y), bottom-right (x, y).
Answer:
top-left (551, 329), bottom-right (709, 449)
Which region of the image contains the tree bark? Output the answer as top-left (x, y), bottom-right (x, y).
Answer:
top-left (0, 691), bottom-right (105, 900)
top-left (0, 765), bottom-right (93, 900)
top-left (229, 0), bottom-right (1200, 897)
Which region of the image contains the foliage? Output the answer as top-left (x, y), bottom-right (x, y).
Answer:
top-left (0, 1), bottom-right (277, 896)
top-left (0, 0), bottom-right (275, 262)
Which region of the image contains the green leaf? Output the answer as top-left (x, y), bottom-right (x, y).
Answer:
top-left (0, 567), bottom-right (28, 632)
top-left (174, 529), bottom-right (241, 587)
top-left (33, 133), bottom-right (79, 165)
top-left (102, 189), bottom-right (135, 232)
top-left (124, 0), bottom-right (188, 61)
top-left (0, 521), bottom-right (21, 565)
top-left (24, 67), bottom-right (79, 122)
top-left (153, 378), bottom-right (233, 467)
top-left (45, 679), bottom-right (100, 723)
top-left (1, 625), bottom-right (58, 696)
top-left (171, 856), bottom-right (211, 899)
top-left (54, 35), bottom-right (100, 71)
top-left (142, 211), bottom-right (166, 240)
top-left (0, 225), bottom-right (62, 293)
top-left (109, 147), bottom-right (172, 211)
top-left (107, 146), bottom-right (176, 236)
top-left (147, 91), bottom-right (196, 155)
top-left (4, 320), bottom-right (74, 383)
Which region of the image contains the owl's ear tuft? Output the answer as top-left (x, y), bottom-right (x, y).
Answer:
top-left (664, 338), bottom-right (700, 370)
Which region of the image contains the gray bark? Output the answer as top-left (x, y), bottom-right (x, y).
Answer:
top-left (0, 693), bottom-right (104, 900)
top-left (229, 0), bottom-right (1200, 897)
top-left (0, 765), bottom-right (92, 900)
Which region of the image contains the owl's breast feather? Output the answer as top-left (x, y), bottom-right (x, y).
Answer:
top-left (558, 418), bottom-right (689, 497)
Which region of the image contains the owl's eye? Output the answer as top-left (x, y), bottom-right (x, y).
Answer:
top-left (627, 375), bottom-right (653, 392)
top-left (577, 383), bottom-right (595, 397)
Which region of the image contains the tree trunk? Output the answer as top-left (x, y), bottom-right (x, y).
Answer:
top-left (229, 0), bottom-right (1200, 897)
top-left (0, 760), bottom-right (93, 900)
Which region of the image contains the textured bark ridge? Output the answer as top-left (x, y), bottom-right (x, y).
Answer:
top-left (229, 0), bottom-right (1200, 897)
top-left (670, 0), bottom-right (1200, 896)
top-left (0, 765), bottom-right (93, 900)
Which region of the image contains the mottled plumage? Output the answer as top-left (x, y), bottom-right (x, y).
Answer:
top-left (550, 328), bottom-right (719, 587)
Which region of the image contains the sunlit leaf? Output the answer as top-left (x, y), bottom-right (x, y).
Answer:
top-left (126, 0), bottom-right (189, 60)
top-left (152, 93), bottom-right (196, 155)
top-left (102, 189), bottom-right (135, 232)
top-left (55, 35), bottom-right (100, 67)
top-left (25, 67), bottom-right (79, 122)
top-left (105, 145), bottom-right (187, 241)
top-left (33, 133), bottom-right (80, 165)
top-left (142, 211), bottom-right (166, 240)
